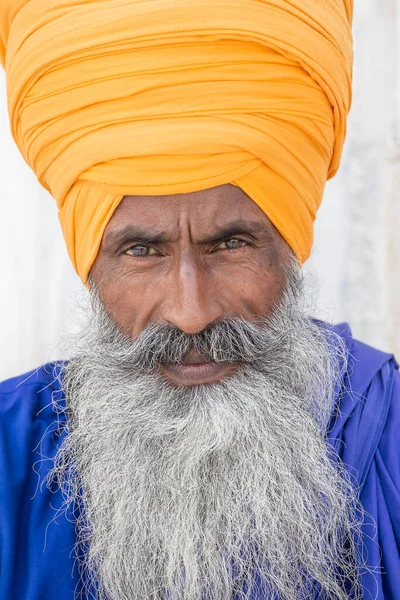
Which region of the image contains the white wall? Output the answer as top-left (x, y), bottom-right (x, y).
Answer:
top-left (309, 0), bottom-right (400, 358)
top-left (1, 0), bottom-right (399, 381)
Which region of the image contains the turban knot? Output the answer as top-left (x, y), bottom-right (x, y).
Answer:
top-left (1, 0), bottom-right (353, 281)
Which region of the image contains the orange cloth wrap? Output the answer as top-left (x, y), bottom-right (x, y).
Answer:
top-left (0, 0), bottom-right (353, 282)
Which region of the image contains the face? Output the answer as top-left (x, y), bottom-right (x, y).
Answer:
top-left (91, 183), bottom-right (292, 385)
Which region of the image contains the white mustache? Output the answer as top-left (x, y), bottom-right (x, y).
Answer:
top-left (82, 314), bottom-right (293, 373)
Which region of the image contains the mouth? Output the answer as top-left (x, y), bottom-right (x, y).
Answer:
top-left (160, 350), bottom-right (239, 386)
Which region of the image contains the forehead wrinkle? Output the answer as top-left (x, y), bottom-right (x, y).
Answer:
top-left (103, 187), bottom-right (277, 249)
top-left (103, 217), bottom-right (276, 250)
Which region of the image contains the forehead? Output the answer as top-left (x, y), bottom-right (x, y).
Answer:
top-left (105, 184), bottom-right (274, 234)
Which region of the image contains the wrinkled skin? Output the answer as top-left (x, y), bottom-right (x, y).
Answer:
top-left (91, 183), bottom-right (292, 385)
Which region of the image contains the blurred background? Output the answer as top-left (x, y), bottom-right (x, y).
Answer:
top-left (1, 0), bottom-right (399, 381)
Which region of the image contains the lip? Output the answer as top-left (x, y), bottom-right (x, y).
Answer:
top-left (160, 361), bottom-right (238, 386)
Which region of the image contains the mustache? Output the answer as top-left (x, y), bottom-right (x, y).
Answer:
top-left (89, 313), bottom-right (291, 373)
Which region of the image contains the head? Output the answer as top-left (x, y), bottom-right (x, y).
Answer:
top-left (50, 185), bottom-right (363, 600)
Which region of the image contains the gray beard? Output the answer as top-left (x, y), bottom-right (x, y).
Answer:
top-left (50, 261), bottom-right (363, 600)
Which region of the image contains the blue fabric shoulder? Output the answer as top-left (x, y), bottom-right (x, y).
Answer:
top-left (327, 323), bottom-right (400, 600)
top-left (328, 323), bottom-right (397, 488)
top-left (0, 364), bottom-right (81, 600)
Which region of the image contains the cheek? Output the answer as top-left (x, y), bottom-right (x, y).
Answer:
top-left (219, 265), bottom-right (286, 318)
top-left (216, 236), bottom-right (291, 318)
top-left (94, 266), bottom-right (161, 334)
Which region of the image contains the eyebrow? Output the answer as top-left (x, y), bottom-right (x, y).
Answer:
top-left (201, 220), bottom-right (274, 244)
top-left (102, 218), bottom-right (274, 251)
top-left (103, 225), bottom-right (173, 250)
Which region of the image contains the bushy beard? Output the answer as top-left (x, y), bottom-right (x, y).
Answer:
top-left (49, 260), bottom-right (364, 600)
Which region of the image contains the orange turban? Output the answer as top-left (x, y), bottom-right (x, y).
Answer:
top-left (0, 0), bottom-right (353, 282)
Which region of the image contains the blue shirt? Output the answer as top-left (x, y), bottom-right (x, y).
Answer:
top-left (0, 323), bottom-right (399, 599)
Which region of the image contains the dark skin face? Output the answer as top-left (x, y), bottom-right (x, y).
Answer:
top-left (91, 184), bottom-right (292, 386)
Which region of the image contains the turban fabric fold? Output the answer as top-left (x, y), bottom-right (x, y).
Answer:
top-left (0, 0), bottom-right (353, 282)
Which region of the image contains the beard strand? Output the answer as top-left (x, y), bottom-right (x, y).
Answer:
top-left (49, 259), bottom-right (364, 600)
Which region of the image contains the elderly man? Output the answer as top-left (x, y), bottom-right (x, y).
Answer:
top-left (0, 1), bottom-right (399, 599)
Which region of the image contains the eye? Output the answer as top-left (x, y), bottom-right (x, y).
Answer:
top-left (125, 244), bottom-right (158, 257)
top-left (218, 238), bottom-right (247, 250)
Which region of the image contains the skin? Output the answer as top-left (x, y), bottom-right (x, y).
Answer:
top-left (91, 184), bottom-right (292, 386)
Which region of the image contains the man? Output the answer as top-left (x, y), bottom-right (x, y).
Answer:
top-left (0, 1), bottom-right (399, 599)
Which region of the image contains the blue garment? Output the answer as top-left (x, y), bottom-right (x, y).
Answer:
top-left (0, 323), bottom-right (399, 600)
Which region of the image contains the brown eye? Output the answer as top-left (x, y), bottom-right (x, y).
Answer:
top-left (125, 244), bottom-right (157, 257)
top-left (219, 238), bottom-right (247, 250)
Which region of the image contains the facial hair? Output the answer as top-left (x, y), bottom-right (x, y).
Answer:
top-left (49, 260), bottom-right (364, 600)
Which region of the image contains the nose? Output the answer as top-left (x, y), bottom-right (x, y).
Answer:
top-left (160, 257), bottom-right (223, 334)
